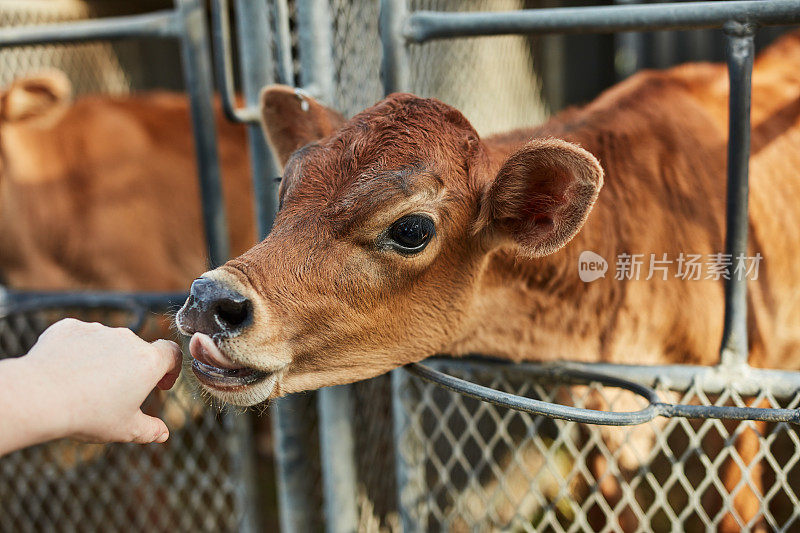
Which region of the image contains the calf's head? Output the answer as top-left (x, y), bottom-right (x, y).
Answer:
top-left (176, 85), bottom-right (603, 406)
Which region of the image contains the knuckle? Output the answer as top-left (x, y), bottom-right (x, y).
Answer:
top-left (44, 318), bottom-right (81, 337)
top-left (116, 327), bottom-right (139, 342)
top-left (128, 427), bottom-right (148, 444)
top-left (55, 317), bottom-right (79, 330)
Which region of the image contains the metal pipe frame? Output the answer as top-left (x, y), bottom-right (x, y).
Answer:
top-left (210, 0), bottom-right (261, 124)
top-left (273, 0), bottom-right (295, 86)
top-left (409, 361), bottom-right (800, 426)
top-left (292, 2), bottom-right (361, 531)
top-left (404, 0), bottom-right (800, 43)
top-left (295, 0), bottom-right (337, 104)
top-left (0, 10), bottom-right (181, 47)
top-left (720, 21), bottom-right (756, 367)
top-left (176, 0), bottom-right (230, 269)
top-left (381, 0), bottom-right (800, 425)
top-left (232, 0), bottom-right (282, 237)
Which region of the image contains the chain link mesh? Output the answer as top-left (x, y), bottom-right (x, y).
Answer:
top-left (389, 361), bottom-right (800, 532)
top-left (329, 0), bottom-right (548, 135)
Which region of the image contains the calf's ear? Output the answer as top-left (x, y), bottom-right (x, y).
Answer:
top-left (260, 85), bottom-right (346, 167)
top-left (0, 70), bottom-right (72, 123)
top-left (476, 138), bottom-right (603, 257)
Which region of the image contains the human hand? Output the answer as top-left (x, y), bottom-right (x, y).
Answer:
top-left (3, 318), bottom-right (183, 450)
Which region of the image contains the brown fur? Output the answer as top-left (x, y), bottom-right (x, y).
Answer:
top-left (0, 73), bottom-right (255, 291)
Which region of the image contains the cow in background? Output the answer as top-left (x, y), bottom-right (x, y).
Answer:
top-left (0, 70), bottom-right (255, 292)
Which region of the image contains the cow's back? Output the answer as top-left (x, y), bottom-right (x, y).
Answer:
top-left (0, 92), bottom-right (255, 291)
top-left (473, 32), bottom-right (800, 370)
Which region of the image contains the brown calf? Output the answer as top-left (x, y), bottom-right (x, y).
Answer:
top-left (177, 33), bottom-right (800, 409)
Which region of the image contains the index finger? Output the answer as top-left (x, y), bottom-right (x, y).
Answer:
top-left (150, 339), bottom-right (183, 390)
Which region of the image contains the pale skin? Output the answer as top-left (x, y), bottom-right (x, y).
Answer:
top-left (0, 318), bottom-right (182, 457)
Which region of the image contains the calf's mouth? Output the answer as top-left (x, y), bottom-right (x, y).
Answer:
top-left (189, 333), bottom-right (272, 391)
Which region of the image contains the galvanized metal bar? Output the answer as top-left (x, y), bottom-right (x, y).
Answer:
top-left (0, 290), bottom-right (187, 315)
top-left (380, 0), bottom-right (412, 94)
top-left (254, 2), bottom-right (340, 531)
top-left (404, 0), bottom-right (800, 43)
top-left (426, 357), bottom-right (800, 402)
top-left (317, 386), bottom-right (359, 533)
top-left (176, 4), bottom-right (259, 532)
top-left (176, 0), bottom-right (230, 268)
top-left (270, 399), bottom-right (320, 533)
top-left (233, 0), bottom-right (282, 237)
top-left (227, 405), bottom-right (260, 533)
top-left (295, 0), bottom-right (337, 103)
top-left (210, 0), bottom-right (261, 124)
top-left (408, 363), bottom-right (661, 426)
top-left (273, 0), bottom-right (295, 86)
top-left (229, 2), bottom-right (284, 531)
top-left (408, 361), bottom-right (800, 425)
top-left (0, 10), bottom-right (181, 48)
top-left (391, 368), bottom-right (425, 532)
top-left (294, 1), bottom-right (361, 530)
top-left (613, 0), bottom-right (645, 80)
top-left (662, 403), bottom-right (800, 423)
top-left (719, 21), bottom-right (756, 367)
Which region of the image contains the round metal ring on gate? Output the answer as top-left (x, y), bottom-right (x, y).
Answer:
top-left (406, 362), bottom-right (662, 426)
top-left (405, 361), bottom-right (800, 426)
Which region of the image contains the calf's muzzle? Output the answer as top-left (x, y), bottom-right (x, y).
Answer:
top-left (178, 277), bottom-right (253, 337)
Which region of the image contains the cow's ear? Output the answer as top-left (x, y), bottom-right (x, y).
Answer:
top-left (476, 138), bottom-right (603, 257)
top-left (1, 70), bottom-right (72, 123)
top-left (259, 85), bottom-right (346, 167)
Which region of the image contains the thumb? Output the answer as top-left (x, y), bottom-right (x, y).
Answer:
top-left (129, 411), bottom-right (170, 444)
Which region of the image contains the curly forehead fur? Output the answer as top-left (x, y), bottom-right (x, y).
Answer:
top-left (279, 93), bottom-right (481, 215)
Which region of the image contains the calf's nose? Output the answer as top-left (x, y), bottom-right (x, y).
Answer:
top-left (179, 278), bottom-right (253, 337)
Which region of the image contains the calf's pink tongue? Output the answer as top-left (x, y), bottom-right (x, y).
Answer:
top-left (189, 333), bottom-right (241, 369)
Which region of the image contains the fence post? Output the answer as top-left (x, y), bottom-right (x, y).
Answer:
top-left (718, 20), bottom-right (755, 368)
top-left (295, 2), bottom-right (360, 532)
top-left (380, 0), bottom-right (411, 94)
top-left (175, 0), bottom-right (229, 267)
top-left (296, 0), bottom-right (336, 103)
top-left (233, 0), bottom-right (282, 236)
top-left (391, 368), bottom-right (428, 531)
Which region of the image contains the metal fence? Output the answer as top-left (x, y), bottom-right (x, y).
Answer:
top-left (0, 1), bottom-right (261, 531)
top-left (3, 0), bottom-right (800, 532)
top-left (393, 360), bottom-right (800, 531)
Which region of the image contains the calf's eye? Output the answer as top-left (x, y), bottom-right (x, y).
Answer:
top-left (387, 214), bottom-right (435, 254)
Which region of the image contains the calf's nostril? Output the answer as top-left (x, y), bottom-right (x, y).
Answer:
top-left (184, 277), bottom-right (252, 336)
top-left (213, 297), bottom-right (252, 331)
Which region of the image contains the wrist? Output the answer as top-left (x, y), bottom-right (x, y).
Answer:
top-left (0, 356), bottom-right (72, 452)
